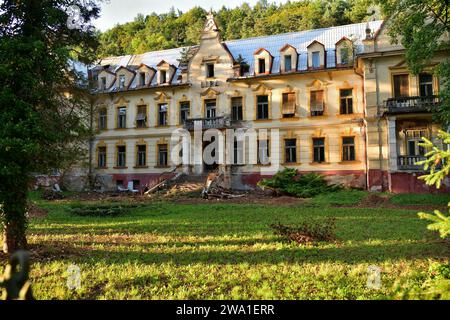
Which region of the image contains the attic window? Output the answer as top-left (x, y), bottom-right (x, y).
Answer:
top-left (206, 63), bottom-right (215, 78)
top-left (340, 48), bottom-right (349, 65)
top-left (139, 72), bottom-right (146, 86)
top-left (160, 70), bottom-right (167, 84)
top-left (119, 75), bottom-right (125, 89)
top-left (284, 55), bottom-right (292, 72)
top-left (312, 52), bottom-right (320, 69)
top-left (258, 58), bottom-right (266, 74)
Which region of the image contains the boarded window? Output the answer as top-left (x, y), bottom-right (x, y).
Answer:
top-left (312, 51), bottom-right (320, 68)
top-left (310, 90), bottom-right (324, 116)
top-left (342, 137), bottom-right (355, 161)
top-left (393, 74), bottom-right (409, 98)
top-left (285, 55), bottom-right (292, 71)
top-left (282, 92), bottom-right (296, 117)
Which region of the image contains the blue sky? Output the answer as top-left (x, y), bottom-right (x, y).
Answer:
top-left (94, 0), bottom-right (290, 31)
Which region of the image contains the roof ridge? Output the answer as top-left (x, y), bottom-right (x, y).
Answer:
top-left (223, 20), bottom-right (384, 45)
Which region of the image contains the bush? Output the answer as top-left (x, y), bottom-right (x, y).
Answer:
top-left (68, 203), bottom-right (142, 217)
top-left (270, 218), bottom-right (336, 244)
top-left (258, 169), bottom-right (341, 198)
top-left (42, 189), bottom-right (64, 200)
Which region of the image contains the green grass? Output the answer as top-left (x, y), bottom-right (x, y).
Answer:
top-left (390, 193), bottom-right (450, 206)
top-left (2, 192), bottom-right (449, 300)
top-left (311, 189), bottom-right (368, 206)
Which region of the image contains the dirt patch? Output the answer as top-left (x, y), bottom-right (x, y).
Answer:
top-left (27, 203), bottom-right (48, 219)
top-left (334, 193), bottom-right (447, 211)
top-left (172, 194), bottom-right (308, 206)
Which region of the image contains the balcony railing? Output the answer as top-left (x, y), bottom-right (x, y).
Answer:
top-left (397, 155), bottom-right (426, 170)
top-left (383, 95), bottom-right (440, 114)
top-left (184, 116), bottom-right (232, 130)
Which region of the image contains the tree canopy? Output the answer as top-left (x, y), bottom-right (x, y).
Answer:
top-left (98, 0), bottom-right (377, 57)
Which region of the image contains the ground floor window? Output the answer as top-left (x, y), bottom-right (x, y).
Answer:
top-left (313, 138), bottom-right (325, 163)
top-left (97, 146), bottom-right (107, 168)
top-left (284, 139), bottom-right (297, 163)
top-left (158, 144), bottom-right (168, 166)
top-left (117, 146), bottom-right (126, 167)
top-left (342, 137), bottom-right (355, 161)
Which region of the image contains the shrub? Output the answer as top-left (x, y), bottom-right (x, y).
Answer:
top-left (42, 189), bottom-right (64, 201)
top-left (68, 203), bottom-right (142, 217)
top-left (270, 218), bottom-right (336, 244)
top-left (258, 169), bottom-right (341, 198)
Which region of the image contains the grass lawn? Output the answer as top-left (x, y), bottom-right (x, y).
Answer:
top-left (1, 191), bottom-right (449, 300)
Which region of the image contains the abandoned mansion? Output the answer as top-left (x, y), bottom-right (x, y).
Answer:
top-left (81, 14), bottom-right (449, 194)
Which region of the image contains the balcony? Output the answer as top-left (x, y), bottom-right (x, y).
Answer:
top-left (184, 116), bottom-right (232, 131)
top-left (397, 155), bottom-right (426, 171)
top-left (383, 95), bottom-right (440, 114)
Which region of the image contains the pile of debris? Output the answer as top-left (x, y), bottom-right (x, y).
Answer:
top-left (201, 172), bottom-right (245, 200)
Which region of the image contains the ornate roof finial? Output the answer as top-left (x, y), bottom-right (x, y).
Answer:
top-left (204, 11), bottom-right (218, 32)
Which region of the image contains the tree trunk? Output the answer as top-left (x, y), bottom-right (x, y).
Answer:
top-left (1, 186), bottom-right (28, 254)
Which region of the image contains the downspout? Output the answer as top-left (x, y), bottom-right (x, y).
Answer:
top-left (375, 59), bottom-right (385, 191)
top-left (355, 64), bottom-right (369, 190)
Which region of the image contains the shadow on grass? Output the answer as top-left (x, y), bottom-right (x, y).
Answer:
top-left (30, 238), bottom-right (449, 266)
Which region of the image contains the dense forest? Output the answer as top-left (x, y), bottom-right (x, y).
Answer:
top-left (98, 0), bottom-right (378, 57)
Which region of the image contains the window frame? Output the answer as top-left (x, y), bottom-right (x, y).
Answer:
top-left (339, 89), bottom-right (354, 115)
top-left (310, 90), bottom-right (325, 116)
top-left (97, 146), bottom-right (107, 168)
top-left (116, 145), bottom-right (126, 168)
top-left (312, 137), bottom-right (326, 163)
top-left (157, 144), bottom-right (168, 167)
top-left (119, 75), bottom-right (126, 89)
top-left (136, 144), bottom-right (147, 167)
top-left (342, 136), bottom-right (356, 162)
top-left (256, 95), bottom-right (269, 120)
top-left (179, 101), bottom-right (190, 125)
top-left (231, 97), bottom-right (243, 121)
top-left (117, 106), bottom-right (127, 129)
top-left (284, 138), bottom-right (297, 164)
top-left (136, 105), bottom-right (147, 128)
top-left (258, 58), bottom-right (266, 74)
top-left (158, 103), bottom-right (168, 126)
top-left (98, 108), bottom-right (107, 130)
top-left (206, 63), bottom-right (215, 78)
top-left (312, 51), bottom-right (320, 69)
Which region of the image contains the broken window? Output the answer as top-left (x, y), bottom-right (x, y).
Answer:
top-left (136, 105), bottom-right (147, 128)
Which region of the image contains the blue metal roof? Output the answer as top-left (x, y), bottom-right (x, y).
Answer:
top-left (96, 20), bottom-right (383, 88)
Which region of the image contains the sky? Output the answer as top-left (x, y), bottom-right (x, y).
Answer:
top-left (94, 0), bottom-right (290, 31)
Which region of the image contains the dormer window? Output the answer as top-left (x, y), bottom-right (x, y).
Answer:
top-left (258, 59), bottom-right (266, 74)
top-left (119, 75), bottom-right (125, 89)
top-left (284, 55), bottom-right (292, 72)
top-left (312, 52), bottom-right (320, 69)
top-left (139, 72), bottom-right (146, 86)
top-left (340, 48), bottom-right (349, 65)
top-left (101, 77), bottom-right (107, 90)
top-left (206, 63), bottom-right (215, 78)
top-left (160, 70), bottom-right (167, 84)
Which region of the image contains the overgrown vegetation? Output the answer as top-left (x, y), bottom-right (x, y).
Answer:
top-left (258, 169), bottom-right (341, 198)
top-left (6, 192), bottom-right (448, 300)
top-left (270, 218), bottom-right (336, 244)
top-left (68, 204), bottom-right (143, 217)
top-left (98, 0), bottom-right (377, 57)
